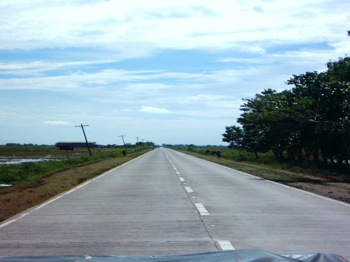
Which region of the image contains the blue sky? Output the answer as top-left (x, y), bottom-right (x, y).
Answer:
top-left (0, 0), bottom-right (349, 146)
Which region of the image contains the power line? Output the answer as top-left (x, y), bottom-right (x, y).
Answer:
top-left (0, 106), bottom-right (50, 121)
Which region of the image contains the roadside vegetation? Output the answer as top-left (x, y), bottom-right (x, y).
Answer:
top-left (0, 145), bottom-right (151, 222)
top-left (171, 57), bottom-right (350, 205)
top-left (0, 146), bottom-right (144, 186)
top-left (223, 56), bottom-right (350, 171)
top-left (168, 58), bottom-right (350, 204)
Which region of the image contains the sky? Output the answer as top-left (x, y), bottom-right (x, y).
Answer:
top-left (0, 0), bottom-right (349, 146)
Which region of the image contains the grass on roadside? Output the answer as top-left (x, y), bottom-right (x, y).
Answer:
top-left (0, 147), bottom-right (145, 186)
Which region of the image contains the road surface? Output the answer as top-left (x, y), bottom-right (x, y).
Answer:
top-left (0, 148), bottom-right (349, 258)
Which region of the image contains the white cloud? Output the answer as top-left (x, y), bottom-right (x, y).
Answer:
top-left (139, 106), bottom-right (170, 114)
top-left (44, 120), bottom-right (71, 126)
top-left (0, 60), bottom-right (112, 76)
top-left (0, 0), bottom-right (349, 51)
top-left (1, 0), bottom-right (350, 145)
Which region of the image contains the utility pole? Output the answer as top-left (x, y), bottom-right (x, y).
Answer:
top-left (135, 137), bottom-right (139, 146)
top-left (119, 135), bottom-right (126, 146)
top-left (119, 135), bottom-right (127, 156)
top-left (75, 124), bottom-right (92, 156)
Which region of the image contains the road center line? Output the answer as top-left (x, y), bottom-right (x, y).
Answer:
top-left (217, 240), bottom-right (235, 251)
top-left (185, 186), bottom-right (194, 193)
top-left (179, 177), bottom-right (185, 182)
top-left (195, 203), bottom-right (210, 216)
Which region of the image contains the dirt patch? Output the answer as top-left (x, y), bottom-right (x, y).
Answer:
top-left (289, 182), bottom-right (350, 203)
top-left (235, 165), bottom-right (349, 204)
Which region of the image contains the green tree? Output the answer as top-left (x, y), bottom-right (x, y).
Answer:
top-left (238, 89), bottom-right (300, 160)
top-left (227, 56), bottom-right (350, 169)
top-left (287, 57), bottom-right (350, 165)
top-left (222, 125), bottom-right (244, 149)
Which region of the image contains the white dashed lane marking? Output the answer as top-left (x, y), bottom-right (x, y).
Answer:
top-left (217, 240), bottom-right (235, 251)
top-left (195, 203), bottom-right (210, 216)
top-left (164, 150), bottom-right (238, 251)
top-left (163, 149), bottom-right (239, 252)
top-left (185, 186), bottom-right (194, 193)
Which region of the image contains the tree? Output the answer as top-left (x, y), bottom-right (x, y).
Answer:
top-left (222, 125), bottom-right (244, 149)
top-left (225, 56), bottom-right (350, 169)
top-left (238, 89), bottom-right (300, 160)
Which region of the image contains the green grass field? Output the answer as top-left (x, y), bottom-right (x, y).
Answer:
top-left (0, 146), bottom-right (147, 186)
top-left (179, 146), bottom-right (349, 180)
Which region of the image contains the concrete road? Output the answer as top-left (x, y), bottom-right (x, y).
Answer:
top-left (0, 148), bottom-right (349, 258)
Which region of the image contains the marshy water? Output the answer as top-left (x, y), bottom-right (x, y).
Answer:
top-left (0, 156), bottom-right (60, 165)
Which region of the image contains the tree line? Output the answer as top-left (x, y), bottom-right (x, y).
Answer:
top-left (223, 56), bottom-right (350, 168)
